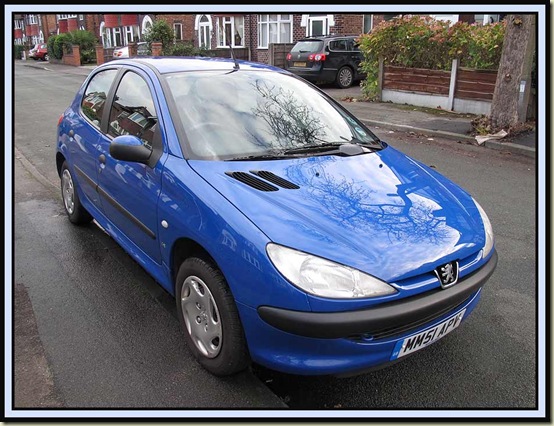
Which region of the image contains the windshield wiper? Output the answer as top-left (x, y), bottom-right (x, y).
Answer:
top-left (340, 135), bottom-right (383, 148)
top-left (225, 152), bottom-right (290, 161)
top-left (283, 142), bottom-right (345, 155)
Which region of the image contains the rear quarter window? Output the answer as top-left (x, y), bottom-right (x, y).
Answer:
top-left (329, 39), bottom-right (348, 51)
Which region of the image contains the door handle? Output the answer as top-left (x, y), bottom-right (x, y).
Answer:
top-left (99, 154), bottom-right (106, 164)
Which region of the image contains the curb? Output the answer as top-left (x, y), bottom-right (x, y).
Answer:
top-left (359, 118), bottom-right (475, 142)
top-left (359, 119), bottom-right (536, 159)
top-left (483, 140), bottom-right (536, 158)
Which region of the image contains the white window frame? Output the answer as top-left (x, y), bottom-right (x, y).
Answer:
top-left (195, 14), bottom-right (212, 49)
top-left (216, 16), bottom-right (244, 48)
top-left (100, 22), bottom-right (111, 48)
top-left (306, 15), bottom-right (328, 36)
top-left (112, 27), bottom-right (123, 47)
top-left (174, 22), bottom-right (183, 41)
top-left (430, 14), bottom-right (459, 26)
top-left (27, 14), bottom-right (38, 25)
top-left (14, 19), bottom-right (23, 29)
top-left (363, 14), bottom-right (373, 33)
top-left (124, 25), bottom-right (136, 44)
top-left (257, 14), bottom-right (293, 49)
top-left (142, 15), bottom-right (153, 35)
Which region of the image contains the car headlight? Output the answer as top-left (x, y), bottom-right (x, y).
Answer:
top-left (473, 199), bottom-right (494, 258)
top-left (266, 243), bottom-right (397, 299)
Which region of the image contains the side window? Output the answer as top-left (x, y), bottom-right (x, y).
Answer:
top-left (108, 72), bottom-right (158, 151)
top-left (348, 39), bottom-right (360, 51)
top-left (329, 39), bottom-right (347, 51)
top-left (81, 69), bottom-right (118, 129)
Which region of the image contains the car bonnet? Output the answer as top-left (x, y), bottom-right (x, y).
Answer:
top-left (188, 146), bottom-right (485, 283)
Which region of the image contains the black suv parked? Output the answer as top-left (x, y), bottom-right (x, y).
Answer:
top-left (285, 35), bottom-right (364, 88)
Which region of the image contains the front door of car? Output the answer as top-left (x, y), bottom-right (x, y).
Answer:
top-left (96, 69), bottom-right (165, 264)
top-left (72, 68), bottom-right (119, 211)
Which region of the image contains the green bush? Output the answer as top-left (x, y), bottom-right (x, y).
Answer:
top-left (53, 33), bottom-right (73, 59)
top-left (143, 19), bottom-right (174, 55)
top-left (166, 41), bottom-right (213, 57)
top-left (70, 30), bottom-right (97, 51)
top-left (47, 35), bottom-right (57, 59)
top-left (358, 15), bottom-right (506, 99)
top-left (14, 44), bottom-right (26, 59)
top-left (49, 30), bottom-right (98, 62)
top-left (80, 48), bottom-right (97, 64)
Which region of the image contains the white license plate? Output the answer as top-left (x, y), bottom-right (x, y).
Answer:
top-left (390, 309), bottom-right (466, 360)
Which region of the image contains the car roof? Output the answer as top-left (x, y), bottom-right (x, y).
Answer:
top-left (102, 57), bottom-right (286, 74)
top-left (298, 35), bottom-right (357, 41)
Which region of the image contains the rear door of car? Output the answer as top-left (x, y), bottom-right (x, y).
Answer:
top-left (326, 38), bottom-right (349, 73)
top-left (96, 67), bottom-right (166, 264)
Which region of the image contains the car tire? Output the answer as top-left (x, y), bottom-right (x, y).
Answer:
top-left (336, 66), bottom-right (354, 89)
top-left (43, 54), bottom-right (49, 61)
top-left (175, 256), bottom-right (250, 376)
top-left (60, 162), bottom-right (93, 225)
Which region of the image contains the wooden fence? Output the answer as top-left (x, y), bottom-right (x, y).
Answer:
top-left (268, 43), bottom-right (294, 69)
top-left (383, 66), bottom-right (451, 96)
top-left (454, 68), bottom-right (497, 101)
top-left (379, 59), bottom-right (498, 114)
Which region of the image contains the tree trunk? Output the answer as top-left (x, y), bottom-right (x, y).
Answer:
top-left (490, 14), bottom-right (534, 132)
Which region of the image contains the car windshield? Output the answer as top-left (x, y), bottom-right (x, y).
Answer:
top-left (164, 70), bottom-right (380, 160)
top-left (291, 40), bottom-right (324, 53)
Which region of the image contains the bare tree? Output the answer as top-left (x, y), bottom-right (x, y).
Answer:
top-left (490, 14), bottom-right (535, 132)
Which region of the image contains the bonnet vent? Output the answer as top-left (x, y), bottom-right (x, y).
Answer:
top-left (225, 172), bottom-right (279, 192)
top-left (250, 171), bottom-right (300, 189)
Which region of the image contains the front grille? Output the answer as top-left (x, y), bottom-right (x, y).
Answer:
top-left (350, 295), bottom-right (470, 341)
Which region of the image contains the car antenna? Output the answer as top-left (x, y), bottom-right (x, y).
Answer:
top-left (227, 41), bottom-right (240, 70)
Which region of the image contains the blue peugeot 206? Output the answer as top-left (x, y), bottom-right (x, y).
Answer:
top-left (56, 57), bottom-right (497, 377)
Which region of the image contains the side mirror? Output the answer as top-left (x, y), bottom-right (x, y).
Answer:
top-left (110, 135), bottom-right (152, 164)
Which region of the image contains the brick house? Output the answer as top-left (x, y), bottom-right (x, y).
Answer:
top-left (188, 13), bottom-right (375, 63)
top-left (13, 12), bottom-right (505, 64)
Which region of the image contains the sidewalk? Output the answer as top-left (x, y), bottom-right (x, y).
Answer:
top-left (323, 84), bottom-right (536, 158)
top-left (20, 60), bottom-right (536, 158)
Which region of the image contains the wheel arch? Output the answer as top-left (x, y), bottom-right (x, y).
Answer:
top-left (56, 152), bottom-right (67, 177)
top-left (171, 237), bottom-right (219, 292)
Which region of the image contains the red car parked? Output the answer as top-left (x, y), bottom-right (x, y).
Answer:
top-left (29, 43), bottom-right (49, 61)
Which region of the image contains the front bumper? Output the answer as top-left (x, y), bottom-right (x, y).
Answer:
top-left (259, 251), bottom-right (497, 339)
top-left (238, 251), bottom-right (497, 376)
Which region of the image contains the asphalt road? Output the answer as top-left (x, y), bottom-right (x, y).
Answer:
top-left (10, 61), bottom-right (540, 416)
